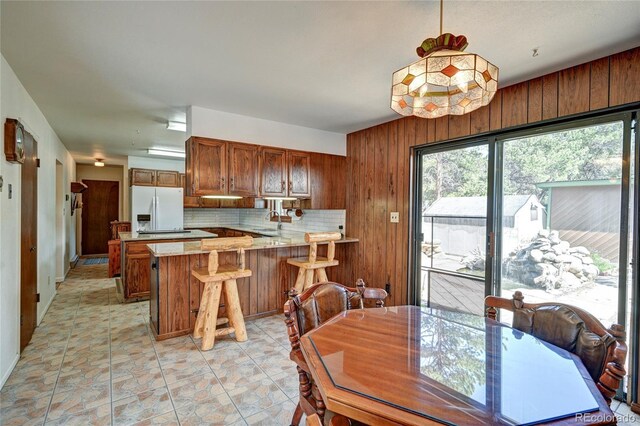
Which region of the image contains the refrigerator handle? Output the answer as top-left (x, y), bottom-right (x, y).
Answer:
top-left (151, 195), bottom-right (157, 230)
top-left (155, 195), bottom-right (160, 229)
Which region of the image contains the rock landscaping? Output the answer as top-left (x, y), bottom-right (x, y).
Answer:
top-left (503, 230), bottom-right (600, 291)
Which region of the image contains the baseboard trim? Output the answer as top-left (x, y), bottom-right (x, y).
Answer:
top-left (0, 353), bottom-right (20, 390)
top-left (70, 255), bottom-right (79, 269)
top-left (55, 276), bottom-right (64, 283)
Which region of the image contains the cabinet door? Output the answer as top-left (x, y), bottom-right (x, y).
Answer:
top-left (125, 254), bottom-right (150, 298)
top-left (130, 168), bottom-right (155, 186)
top-left (287, 151), bottom-right (311, 198)
top-left (200, 197), bottom-right (221, 208)
top-left (156, 170), bottom-right (179, 187)
top-left (188, 138), bottom-right (227, 196)
top-left (260, 147), bottom-right (287, 197)
top-left (180, 173), bottom-right (200, 208)
top-left (228, 143), bottom-right (259, 197)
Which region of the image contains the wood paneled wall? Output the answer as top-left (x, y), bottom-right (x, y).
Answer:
top-left (346, 47), bottom-right (640, 306)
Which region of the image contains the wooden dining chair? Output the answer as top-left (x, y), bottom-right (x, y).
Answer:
top-left (485, 291), bottom-right (627, 406)
top-left (284, 280), bottom-right (387, 426)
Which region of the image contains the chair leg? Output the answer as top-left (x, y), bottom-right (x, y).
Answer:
top-left (294, 268), bottom-right (306, 293)
top-left (201, 282), bottom-right (223, 351)
top-left (193, 282), bottom-right (212, 339)
top-left (316, 268), bottom-right (328, 283)
top-left (223, 279), bottom-right (247, 342)
top-left (304, 268), bottom-right (314, 290)
top-left (290, 401), bottom-right (304, 426)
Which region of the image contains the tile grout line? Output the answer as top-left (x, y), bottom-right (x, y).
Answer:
top-left (41, 280), bottom-right (82, 425)
top-left (143, 302), bottom-right (181, 425)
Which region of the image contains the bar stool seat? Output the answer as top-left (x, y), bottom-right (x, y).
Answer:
top-left (192, 236), bottom-right (253, 351)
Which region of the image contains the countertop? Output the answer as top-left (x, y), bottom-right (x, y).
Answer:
top-left (119, 229), bottom-right (217, 242)
top-left (186, 225), bottom-right (281, 236)
top-left (147, 232), bottom-right (358, 257)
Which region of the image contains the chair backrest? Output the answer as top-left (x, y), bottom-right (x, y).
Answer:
top-left (284, 280), bottom-right (387, 350)
top-left (485, 291), bottom-right (627, 405)
top-left (304, 232), bottom-right (341, 263)
top-left (201, 236), bottom-right (253, 275)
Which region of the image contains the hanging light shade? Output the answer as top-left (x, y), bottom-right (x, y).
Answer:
top-left (390, 1), bottom-right (498, 119)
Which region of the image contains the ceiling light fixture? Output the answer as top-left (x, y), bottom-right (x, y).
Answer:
top-left (201, 195), bottom-right (243, 200)
top-left (148, 148), bottom-right (186, 158)
top-left (94, 159), bottom-right (105, 167)
top-left (391, 0), bottom-right (499, 119)
top-left (166, 121), bottom-right (187, 132)
top-left (263, 197), bottom-right (298, 201)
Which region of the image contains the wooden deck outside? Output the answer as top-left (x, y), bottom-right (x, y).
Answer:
top-left (422, 269), bottom-right (485, 316)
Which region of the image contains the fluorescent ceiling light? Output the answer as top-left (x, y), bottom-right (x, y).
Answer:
top-left (94, 159), bottom-right (105, 167)
top-left (148, 148), bottom-right (186, 158)
top-left (201, 195), bottom-right (243, 200)
top-left (167, 121), bottom-right (187, 132)
top-left (263, 197), bottom-right (297, 201)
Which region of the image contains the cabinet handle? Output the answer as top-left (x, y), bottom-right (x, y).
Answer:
top-left (288, 181), bottom-right (293, 192)
top-left (221, 177), bottom-right (225, 190)
top-left (230, 177), bottom-right (234, 190)
top-left (281, 181), bottom-right (286, 192)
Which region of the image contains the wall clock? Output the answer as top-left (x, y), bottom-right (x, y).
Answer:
top-left (4, 118), bottom-right (25, 164)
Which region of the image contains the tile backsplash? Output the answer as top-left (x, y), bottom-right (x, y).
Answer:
top-left (184, 208), bottom-right (346, 234)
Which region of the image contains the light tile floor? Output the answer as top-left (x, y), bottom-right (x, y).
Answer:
top-left (1, 263), bottom-right (637, 425)
top-left (0, 264), bottom-right (299, 425)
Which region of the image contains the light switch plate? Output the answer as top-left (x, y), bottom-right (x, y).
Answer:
top-left (390, 212), bottom-right (399, 223)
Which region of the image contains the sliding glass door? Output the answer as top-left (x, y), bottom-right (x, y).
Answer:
top-left (497, 120), bottom-right (629, 327)
top-left (412, 111), bottom-right (638, 396)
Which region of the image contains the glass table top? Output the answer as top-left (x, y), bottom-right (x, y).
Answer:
top-left (306, 306), bottom-right (601, 425)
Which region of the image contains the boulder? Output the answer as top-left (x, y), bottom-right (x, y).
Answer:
top-left (529, 249), bottom-right (544, 263)
top-left (549, 231), bottom-right (561, 244)
top-left (538, 229), bottom-right (550, 238)
top-left (581, 256), bottom-right (594, 265)
top-left (559, 272), bottom-right (582, 288)
top-left (542, 253), bottom-right (557, 262)
top-left (573, 246), bottom-right (591, 256)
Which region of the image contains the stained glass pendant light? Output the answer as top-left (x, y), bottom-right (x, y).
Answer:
top-left (391, 0), bottom-right (498, 119)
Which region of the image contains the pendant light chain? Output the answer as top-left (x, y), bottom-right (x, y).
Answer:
top-left (439, 0), bottom-right (444, 35)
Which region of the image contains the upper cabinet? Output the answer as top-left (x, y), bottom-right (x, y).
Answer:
top-left (187, 137), bottom-right (227, 196)
top-left (260, 147), bottom-right (287, 197)
top-left (130, 168), bottom-right (180, 188)
top-left (180, 173), bottom-right (200, 208)
top-left (130, 168), bottom-right (156, 186)
top-left (156, 170), bottom-right (180, 187)
top-left (185, 136), bottom-right (342, 208)
top-left (287, 151), bottom-right (311, 198)
top-left (228, 143), bottom-right (259, 197)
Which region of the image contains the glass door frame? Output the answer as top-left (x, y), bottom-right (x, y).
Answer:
top-left (409, 137), bottom-right (496, 308)
top-left (409, 107), bottom-right (639, 399)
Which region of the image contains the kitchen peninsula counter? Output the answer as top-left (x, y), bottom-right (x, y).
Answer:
top-left (119, 230), bottom-right (216, 301)
top-left (148, 231), bottom-right (358, 340)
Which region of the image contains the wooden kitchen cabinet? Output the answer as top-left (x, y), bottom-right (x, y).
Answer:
top-left (130, 168), bottom-right (156, 186)
top-left (156, 170), bottom-right (180, 187)
top-left (180, 173), bottom-right (200, 208)
top-left (260, 147), bottom-right (287, 197)
top-left (186, 137), bottom-right (227, 196)
top-left (287, 150), bottom-right (311, 198)
top-left (228, 142), bottom-right (259, 196)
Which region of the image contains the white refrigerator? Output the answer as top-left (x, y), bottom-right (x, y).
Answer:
top-left (131, 186), bottom-right (184, 232)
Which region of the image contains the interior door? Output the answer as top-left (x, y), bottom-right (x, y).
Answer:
top-left (82, 180), bottom-right (119, 255)
top-left (20, 131), bottom-right (37, 351)
top-left (415, 142), bottom-right (490, 315)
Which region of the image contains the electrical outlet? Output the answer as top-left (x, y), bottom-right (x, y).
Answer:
top-left (390, 212), bottom-right (399, 223)
top-left (8, 184), bottom-right (12, 199)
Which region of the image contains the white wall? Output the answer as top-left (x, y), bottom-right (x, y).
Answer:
top-left (128, 155), bottom-right (184, 173)
top-left (187, 106), bottom-right (346, 156)
top-left (0, 55), bottom-right (76, 388)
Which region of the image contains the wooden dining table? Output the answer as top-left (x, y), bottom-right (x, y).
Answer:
top-left (299, 305), bottom-right (616, 426)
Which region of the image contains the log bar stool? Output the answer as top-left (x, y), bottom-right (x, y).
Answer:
top-left (287, 232), bottom-right (341, 293)
top-left (191, 236), bottom-right (253, 351)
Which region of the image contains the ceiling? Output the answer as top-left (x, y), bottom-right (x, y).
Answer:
top-left (2, 1), bottom-right (639, 164)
